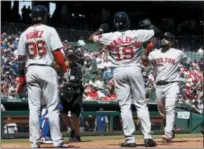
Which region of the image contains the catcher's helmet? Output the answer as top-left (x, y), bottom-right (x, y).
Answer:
top-left (31, 5), bottom-right (48, 24)
top-left (161, 32), bottom-right (175, 45)
top-left (113, 11), bottom-right (130, 31)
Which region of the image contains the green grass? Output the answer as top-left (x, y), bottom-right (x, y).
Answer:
top-left (1, 133), bottom-right (203, 144)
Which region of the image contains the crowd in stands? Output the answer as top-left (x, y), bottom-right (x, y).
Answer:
top-left (1, 24), bottom-right (203, 114)
top-left (1, 32), bottom-right (20, 99)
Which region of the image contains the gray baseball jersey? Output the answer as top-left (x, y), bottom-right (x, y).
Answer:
top-left (93, 29), bottom-right (155, 143)
top-left (17, 24), bottom-right (64, 146)
top-left (148, 47), bottom-right (190, 138)
top-left (18, 24), bottom-right (63, 67)
top-left (148, 48), bottom-right (189, 82)
top-left (93, 30), bottom-right (154, 68)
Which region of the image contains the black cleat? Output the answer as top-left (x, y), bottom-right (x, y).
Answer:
top-left (201, 128), bottom-right (204, 134)
top-left (70, 130), bottom-right (75, 138)
top-left (201, 122), bottom-right (204, 134)
top-left (120, 141), bottom-right (137, 147)
top-left (144, 139), bottom-right (157, 147)
top-left (69, 135), bottom-right (81, 142)
top-left (172, 130), bottom-right (175, 139)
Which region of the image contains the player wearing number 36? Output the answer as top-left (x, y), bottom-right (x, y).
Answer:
top-left (17, 5), bottom-right (68, 148)
top-left (89, 12), bottom-right (160, 147)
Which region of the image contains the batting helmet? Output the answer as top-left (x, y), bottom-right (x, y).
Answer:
top-left (161, 32), bottom-right (175, 45)
top-left (31, 5), bottom-right (48, 24)
top-left (113, 11), bottom-right (130, 31)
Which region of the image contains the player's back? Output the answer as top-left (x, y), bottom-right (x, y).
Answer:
top-left (108, 30), bottom-right (143, 67)
top-left (20, 24), bottom-right (62, 67)
top-left (95, 29), bottom-right (154, 68)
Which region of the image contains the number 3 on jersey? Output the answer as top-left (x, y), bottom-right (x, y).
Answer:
top-left (26, 40), bottom-right (46, 58)
top-left (115, 46), bottom-right (134, 61)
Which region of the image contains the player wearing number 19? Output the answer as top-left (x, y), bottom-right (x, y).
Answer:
top-left (89, 12), bottom-right (160, 147)
top-left (17, 5), bottom-right (68, 148)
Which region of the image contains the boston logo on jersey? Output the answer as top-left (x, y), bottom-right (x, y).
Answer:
top-left (154, 57), bottom-right (176, 64)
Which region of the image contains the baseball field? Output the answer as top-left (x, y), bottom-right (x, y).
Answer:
top-left (1, 133), bottom-right (203, 148)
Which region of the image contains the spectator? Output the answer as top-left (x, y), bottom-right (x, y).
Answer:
top-left (4, 117), bottom-right (18, 138)
top-left (79, 108), bottom-right (90, 132)
top-left (103, 67), bottom-right (113, 82)
top-left (94, 108), bottom-right (109, 135)
top-left (87, 85), bottom-right (99, 100)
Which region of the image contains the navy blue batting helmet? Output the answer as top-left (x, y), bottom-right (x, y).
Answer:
top-left (113, 12), bottom-right (130, 31)
top-left (31, 5), bottom-right (48, 24)
top-left (162, 32), bottom-right (175, 44)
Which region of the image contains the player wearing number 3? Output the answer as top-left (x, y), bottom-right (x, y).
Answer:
top-left (89, 12), bottom-right (160, 147)
top-left (17, 5), bottom-right (69, 148)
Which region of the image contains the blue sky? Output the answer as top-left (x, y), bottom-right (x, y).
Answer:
top-left (11, 0), bottom-right (56, 16)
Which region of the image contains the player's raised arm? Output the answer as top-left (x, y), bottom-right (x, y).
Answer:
top-left (49, 28), bottom-right (67, 73)
top-left (134, 19), bottom-right (160, 43)
top-left (88, 23), bottom-right (110, 43)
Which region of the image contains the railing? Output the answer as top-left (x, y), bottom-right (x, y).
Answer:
top-left (2, 98), bottom-right (203, 139)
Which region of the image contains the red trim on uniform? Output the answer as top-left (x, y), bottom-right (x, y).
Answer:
top-left (17, 76), bottom-right (26, 83)
top-left (52, 50), bottom-right (67, 72)
top-left (16, 76), bottom-right (26, 94)
top-left (97, 34), bottom-right (102, 39)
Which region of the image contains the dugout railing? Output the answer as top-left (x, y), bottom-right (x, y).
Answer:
top-left (1, 99), bottom-right (203, 139)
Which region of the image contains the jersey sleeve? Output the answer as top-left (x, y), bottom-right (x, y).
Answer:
top-left (93, 33), bottom-right (111, 45)
top-left (132, 29), bottom-right (154, 43)
top-left (49, 28), bottom-right (63, 51)
top-left (17, 33), bottom-right (26, 56)
top-left (180, 51), bottom-right (191, 64)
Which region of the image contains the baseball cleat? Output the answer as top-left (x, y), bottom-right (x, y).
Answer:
top-left (69, 136), bottom-right (81, 142)
top-left (40, 137), bottom-right (53, 144)
top-left (120, 141), bottom-right (137, 147)
top-left (172, 130), bottom-right (175, 139)
top-left (162, 135), bottom-right (173, 143)
top-left (31, 143), bottom-right (40, 148)
top-left (144, 139), bottom-right (157, 147)
top-left (54, 143), bottom-right (69, 148)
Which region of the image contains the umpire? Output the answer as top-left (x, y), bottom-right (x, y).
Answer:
top-left (59, 52), bottom-right (83, 142)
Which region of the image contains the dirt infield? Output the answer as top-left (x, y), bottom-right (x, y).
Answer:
top-left (1, 137), bottom-right (203, 148)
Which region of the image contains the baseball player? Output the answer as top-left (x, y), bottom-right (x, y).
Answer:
top-left (88, 12), bottom-right (160, 147)
top-left (16, 5), bottom-right (68, 148)
top-left (142, 32), bottom-right (193, 142)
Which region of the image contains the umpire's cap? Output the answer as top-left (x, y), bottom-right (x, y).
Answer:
top-left (31, 5), bottom-right (48, 24)
top-left (161, 32), bottom-right (175, 44)
top-left (113, 11), bottom-right (130, 31)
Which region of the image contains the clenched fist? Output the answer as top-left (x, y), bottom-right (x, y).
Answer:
top-left (138, 18), bottom-right (153, 29)
top-left (98, 23), bottom-right (110, 33)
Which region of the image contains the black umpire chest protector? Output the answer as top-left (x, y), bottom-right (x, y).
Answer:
top-left (60, 64), bottom-right (83, 103)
